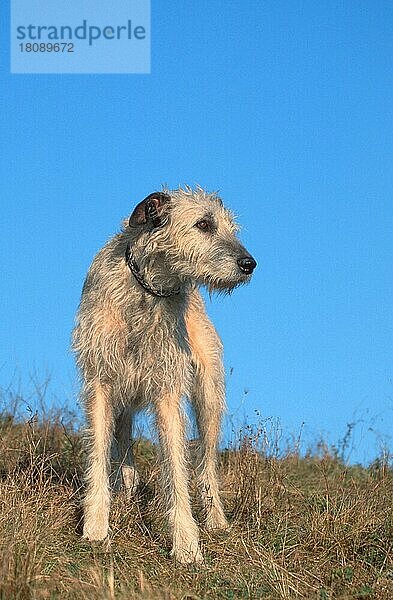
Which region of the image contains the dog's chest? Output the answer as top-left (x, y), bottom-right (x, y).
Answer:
top-left (124, 298), bottom-right (191, 375)
top-left (121, 299), bottom-right (193, 399)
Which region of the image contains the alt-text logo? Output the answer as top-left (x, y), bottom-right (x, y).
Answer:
top-left (11, 1), bottom-right (150, 74)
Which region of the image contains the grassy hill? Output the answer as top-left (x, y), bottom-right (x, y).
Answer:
top-left (0, 404), bottom-right (392, 599)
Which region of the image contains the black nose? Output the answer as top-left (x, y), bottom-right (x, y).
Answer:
top-left (237, 256), bottom-right (257, 275)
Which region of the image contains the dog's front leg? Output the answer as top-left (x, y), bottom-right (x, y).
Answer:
top-left (83, 380), bottom-right (113, 541)
top-left (186, 302), bottom-right (229, 532)
top-left (155, 392), bottom-right (202, 564)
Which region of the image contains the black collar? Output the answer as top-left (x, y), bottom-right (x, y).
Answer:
top-left (125, 243), bottom-right (181, 298)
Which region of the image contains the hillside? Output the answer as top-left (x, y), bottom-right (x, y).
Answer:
top-left (0, 406), bottom-right (392, 599)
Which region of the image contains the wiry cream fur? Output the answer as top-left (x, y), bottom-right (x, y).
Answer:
top-left (73, 187), bottom-right (255, 564)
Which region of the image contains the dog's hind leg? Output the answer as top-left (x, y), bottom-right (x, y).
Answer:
top-left (111, 405), bottom-right (140, 499)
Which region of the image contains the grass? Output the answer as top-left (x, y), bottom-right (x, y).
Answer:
top-left (0, 400), bottom-right (393, 599)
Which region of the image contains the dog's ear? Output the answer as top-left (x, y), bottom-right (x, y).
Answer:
top-left (129, 192), bottom-right (171, 228)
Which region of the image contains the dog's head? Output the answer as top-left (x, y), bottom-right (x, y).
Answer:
top-left (127, 187), bottom-right (256, 292)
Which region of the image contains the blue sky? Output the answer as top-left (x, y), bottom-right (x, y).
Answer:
top-left (1, 1), bottom-right (393, 463)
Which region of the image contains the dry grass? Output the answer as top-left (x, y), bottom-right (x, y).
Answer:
top-left (0, 401), bottom-right (393, 599)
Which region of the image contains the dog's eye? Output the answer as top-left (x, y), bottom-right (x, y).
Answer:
top-left (195, 219), bottom-right (212, 232)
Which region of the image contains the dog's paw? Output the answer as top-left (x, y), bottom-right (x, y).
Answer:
top-left (204, 507), bottom-right (230, 532)
top-left (83, 520), bottom-right (110, 542)
top-left (171, 540), bottom-right (203, 565)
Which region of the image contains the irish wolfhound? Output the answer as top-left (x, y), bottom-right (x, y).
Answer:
top-left (73, 187), bottom-right (256, 563)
